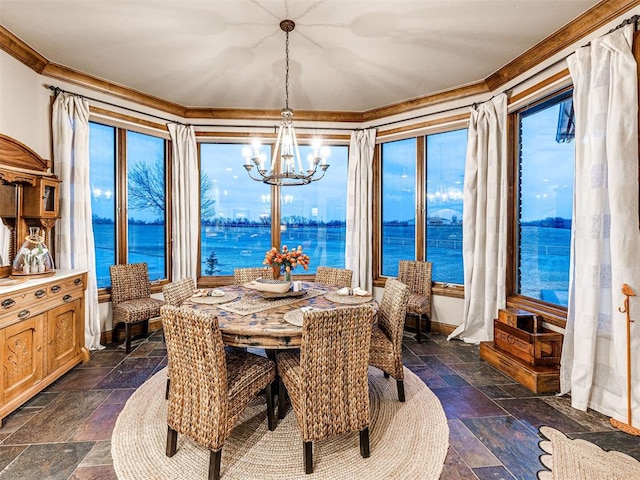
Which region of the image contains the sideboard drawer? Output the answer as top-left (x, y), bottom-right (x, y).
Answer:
top-left (0, 274), bottom-right (85, 328)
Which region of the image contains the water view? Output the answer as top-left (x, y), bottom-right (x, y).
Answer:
top-left (92, 222), bottom-right (570, 307)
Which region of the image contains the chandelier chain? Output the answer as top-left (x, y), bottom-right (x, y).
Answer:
top-left (285, 30), bottom-right (290, 110)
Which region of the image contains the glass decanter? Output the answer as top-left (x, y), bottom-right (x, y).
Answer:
top-left (12, 227), bottom-right (55, 275)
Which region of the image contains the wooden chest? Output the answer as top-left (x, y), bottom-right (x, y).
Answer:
top-left (493, 318), bottom-right (563, 366)
top-left (497, 308), bottom-right (541, 333)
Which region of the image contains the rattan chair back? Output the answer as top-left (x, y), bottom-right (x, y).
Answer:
top-left (162, 305), bottom-right (229, 450)
top-left (109, 262), bottom-right (152, 306)
top-left (162, 278), bottom-right (195, 306)
top-left (298, 305), bottom-right (374, 439)
top-left (378, 278), bottom-right (411, 350)
top-left (314, 266), bottom-right (353, 288)
top-left (234, 267), bottom-right (269, 285)
top-left (398, 260), bottom-right (432, 312)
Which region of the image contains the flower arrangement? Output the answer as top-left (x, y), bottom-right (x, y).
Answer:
top-left (263, 245), bottom-right (309, 281)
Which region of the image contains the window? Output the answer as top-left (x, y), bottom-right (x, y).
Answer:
top-left (380, 138), bottom-right (417, 278)
top-left (516, 91), bottom-right (574, 307)
top-left (280, 145), bottom-right (348, 274)
top-left (89, 122), bottom-right (169, 288)
top-left (200, 144), bottom-right (271, 276)
top-left (378, 129), bottom-right (467, 283)
top-left (199, 143), bottom-right (348, 277)
top-left (426, 129), bottom-right (466, 284)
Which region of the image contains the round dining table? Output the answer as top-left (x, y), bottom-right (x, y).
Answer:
top-left (181, 281), bottom-right (378, 349)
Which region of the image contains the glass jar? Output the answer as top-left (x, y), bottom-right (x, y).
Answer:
top-left (12, 227), bottom-right (55, 275)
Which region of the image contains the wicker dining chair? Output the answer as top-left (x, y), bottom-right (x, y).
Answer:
top-left (369, 277), bottom-right (411, 402)
top-left (162, 305), bottom-right (276, 480)
top-left (314, 266), bottom-right (353, 288)
top-left (277, 305), bottom-right (374, 474)
top-left (109, 263), bottom-right (164, 353)
top-left (234, 267), bottom-right (269, 285)
top-left (162, 277), bottom-right (196, 307)
top-left (397, 260), bottom-right (433, 343)
top-left (161, 277), bottom-right (196, 399)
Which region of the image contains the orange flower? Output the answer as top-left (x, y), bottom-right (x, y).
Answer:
top-left (263, 245), bottom-right (310, 272)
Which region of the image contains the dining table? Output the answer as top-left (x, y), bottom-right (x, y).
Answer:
top-left (181, 281), bottom-right (378, 350)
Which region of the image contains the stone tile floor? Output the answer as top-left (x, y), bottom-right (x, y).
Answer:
top-left (0, 330), bottom-right (638, 479)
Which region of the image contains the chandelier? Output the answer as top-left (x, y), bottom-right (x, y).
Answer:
top-left (243, 19), bottom-right (329, 186)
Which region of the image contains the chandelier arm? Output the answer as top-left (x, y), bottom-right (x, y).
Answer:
top-left (311, 166), bottom-right (329, 182)
top-left (244, 167), bottom-right (269, 183)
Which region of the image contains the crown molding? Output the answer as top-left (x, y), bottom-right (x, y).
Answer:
top-left (0, 25), bottom-right (47, 73)
top-left (2, 0), bottom-right (638, 123)
top-left (485, 0), bottom-right (640, 90)
top-left (185, 107), bottom-right (363, 123)
top-left (362, 82), bottom-right (489, 122)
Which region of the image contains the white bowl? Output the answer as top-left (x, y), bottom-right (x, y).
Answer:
top-left (252, 279), bottom-right (292, 294)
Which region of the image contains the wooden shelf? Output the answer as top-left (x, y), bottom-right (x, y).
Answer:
top-left (479, 341), bottom-right (560, 394)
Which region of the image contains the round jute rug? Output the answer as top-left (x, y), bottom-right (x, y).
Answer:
top-left (112, 367), bottom-right (449, 479)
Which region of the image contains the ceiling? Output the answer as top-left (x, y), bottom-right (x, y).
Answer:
top-left (0, 0), bottom-right (600, 112)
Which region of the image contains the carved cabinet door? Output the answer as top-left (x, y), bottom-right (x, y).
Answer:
top-left (0, 315), bottom-right (45, 404)
top-left (46, 299), bottom-right (80, 374)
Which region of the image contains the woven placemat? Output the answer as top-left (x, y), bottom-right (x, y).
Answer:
top-left (112, 367), bottom-right (449, 480)
top-left (189, 292), bottom-right (238, 305)
top-left (325, 292), bottom-right (374, 305)
top-left (217, 288), bottom-right (326, 316)
top-left (283, 309), bottom-right (304, 327)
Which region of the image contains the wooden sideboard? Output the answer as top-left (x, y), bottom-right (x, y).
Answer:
top-left (0, 270), bottom-right (89, 426)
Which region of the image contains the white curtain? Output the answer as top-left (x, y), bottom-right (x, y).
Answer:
top-left (561, 24), bottom-right (640, 423)
top-left (448, 94), bottom-right (508, 343)
top-left (346, 128), bottom-right (376, 292)
top-left (167, 123), bottom-right (199, 281)
top-left (52, 93), bottom-right (103, 350)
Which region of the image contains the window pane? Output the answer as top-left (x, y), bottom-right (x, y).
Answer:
top-left (89, 122), bottom-right (116, 288)
top-left (381, 138), bottom-right (416, 277)
top-left (126, 131), bottom-right (166, 281)
top-left (280, 145), bottom-right (348, 275)
top-left (200, 144), bottom-right (272, 276)
top-left (426, 129), bottom-right (466, 284)
top-left (518, 94), bottom-right (574, 307)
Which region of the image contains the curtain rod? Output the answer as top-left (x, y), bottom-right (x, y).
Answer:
top-left (46, 85), bottom-right (355, 132)
top-left (47, 85), bottom-right (189, 126)
top-left (46, 13), bottom-right (639, 133)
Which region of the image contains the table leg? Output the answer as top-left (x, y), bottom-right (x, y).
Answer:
top-left (266, 349), bottom-right (281, 414)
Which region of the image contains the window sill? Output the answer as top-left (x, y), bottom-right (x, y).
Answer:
top-left (98, 281), bottom-right (167, 303)
top-left (373, 277), bottom-right (464, 299)
top-left (506, 296), bottom-right (567, 329)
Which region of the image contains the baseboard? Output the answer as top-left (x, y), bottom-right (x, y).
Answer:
top-left (404, 316), bottom-right (457, 337)
top-left (100, 317), bottom-right (163, 346)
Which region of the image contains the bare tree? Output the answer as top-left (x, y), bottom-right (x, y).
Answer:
top-left (128, 162), bottom-right (216, 218)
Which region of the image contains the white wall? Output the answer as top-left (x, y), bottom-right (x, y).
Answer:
top-left (0, 51), bottom-right (51, 159)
